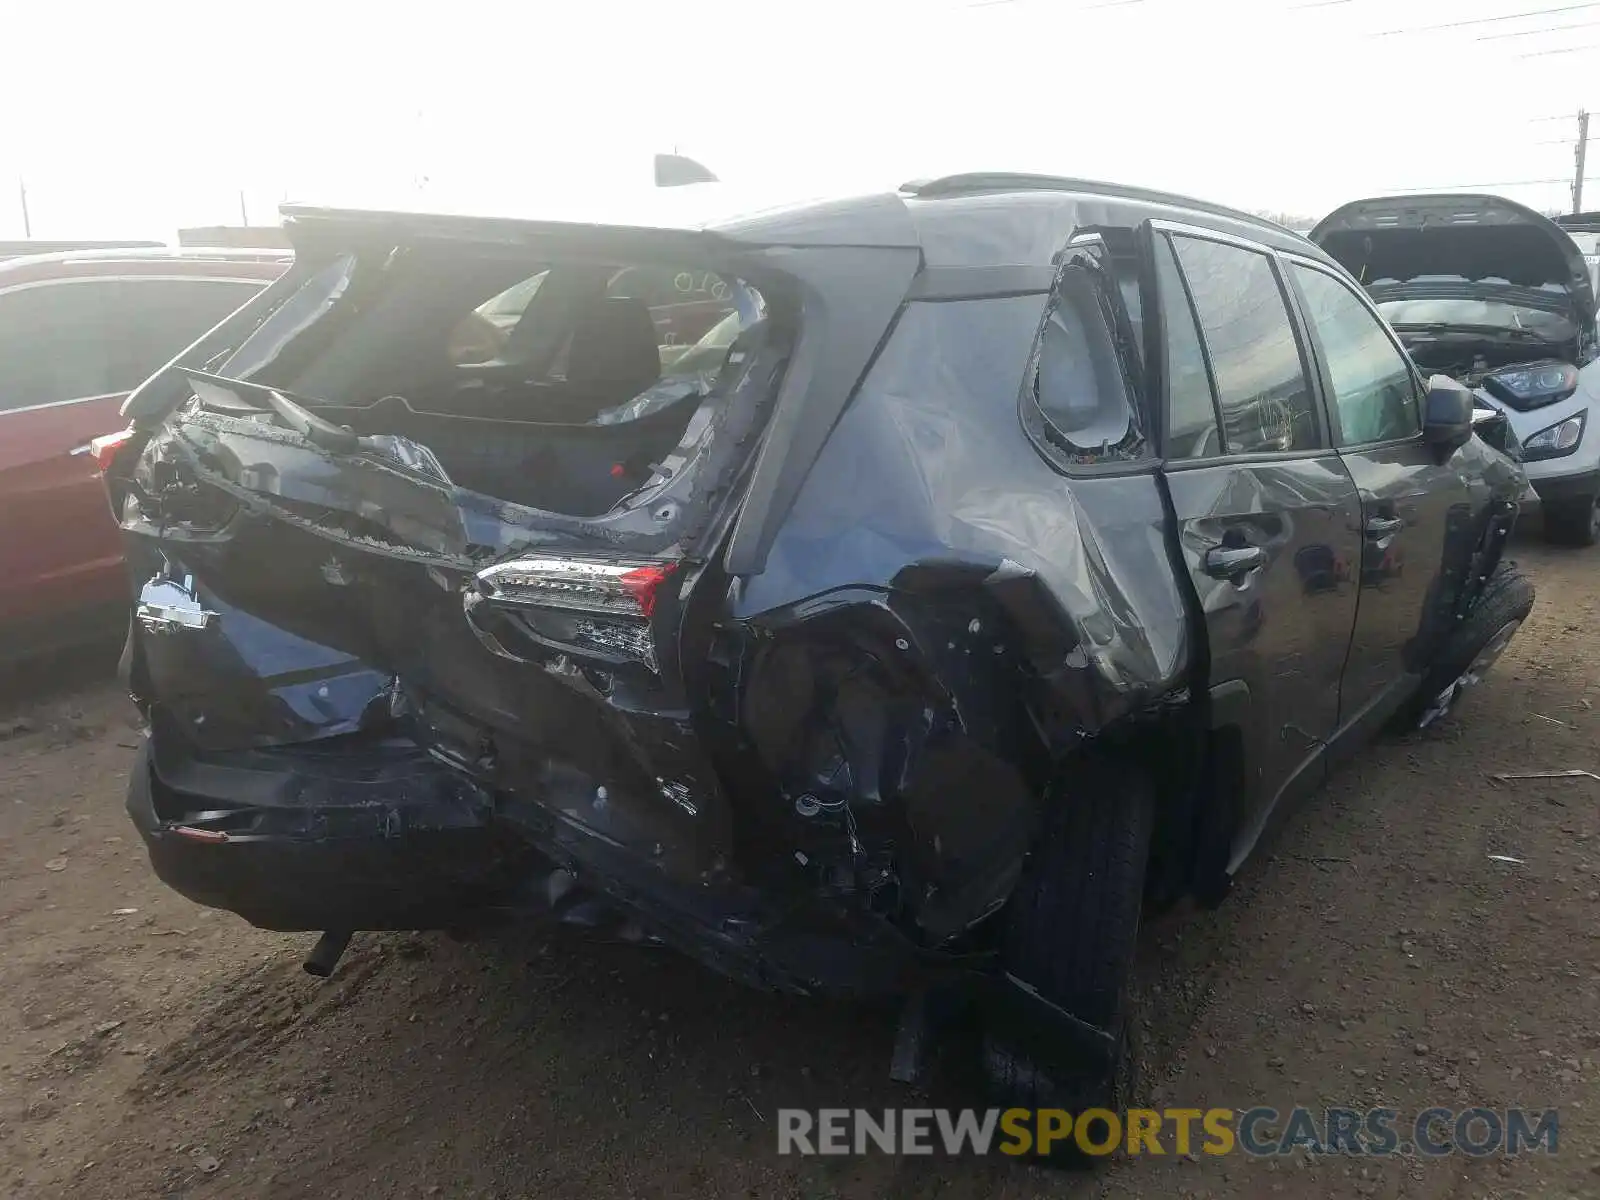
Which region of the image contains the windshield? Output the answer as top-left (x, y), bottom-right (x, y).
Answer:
top-left (1377, 298), bottom-right (1576, 341)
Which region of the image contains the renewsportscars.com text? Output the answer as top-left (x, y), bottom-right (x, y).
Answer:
top-left (777, 1106), bottom-right (1559, 1157)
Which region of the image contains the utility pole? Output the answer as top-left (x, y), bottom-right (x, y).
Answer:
top-left (238, 189), bottom-right (249, 226)
top-left (17, 175), bottom-right (30, 237)
top-left (1574, 108), bottom-right (1589, 213)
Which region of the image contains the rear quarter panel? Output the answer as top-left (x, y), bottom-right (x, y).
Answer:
top-left (727, 294), bottom-right (1192, 938)
top-left (737, 294), bottom-right (1191, 737)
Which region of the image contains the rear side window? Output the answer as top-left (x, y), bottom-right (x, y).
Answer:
top-left (0, 282), bottom-right (118, 410)
top-left (0, 276), bottom-right (262, 412)
top-left (1153, 236), bottom-right (1222, 459)
top-left (114, 278), bottom-right (263, 385)
top-left (1025, 256), bottom-right (1147, 467)
top-left (1172, 236), bottom-right (1320, 454)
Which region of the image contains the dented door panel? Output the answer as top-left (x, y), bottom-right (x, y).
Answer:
top-left (1163, 455), bottom-right (1363, 868)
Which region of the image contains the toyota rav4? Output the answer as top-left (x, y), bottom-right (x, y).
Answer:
top-left (106, 176), bottom-right (1531, 1146)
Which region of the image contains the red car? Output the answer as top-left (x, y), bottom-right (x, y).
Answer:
top-left (0, 247), bottom-right (289, 660)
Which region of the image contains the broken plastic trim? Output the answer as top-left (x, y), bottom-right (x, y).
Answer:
top-left (136, 568), bottom-right (218, 636)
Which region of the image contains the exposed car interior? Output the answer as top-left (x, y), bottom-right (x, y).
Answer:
top-left (202, 248), bottom-right (779, 518)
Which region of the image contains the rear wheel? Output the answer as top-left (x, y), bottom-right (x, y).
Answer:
top-left (1396, 564), bottom-right (1534, 731)
top-left (1543, 493), bottom-right (1600, 547)
top-left (982, 757), bottom-right (1153, 1165)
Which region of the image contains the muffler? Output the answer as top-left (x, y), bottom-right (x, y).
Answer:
top-left (303, 930), bottom-right (353, 978)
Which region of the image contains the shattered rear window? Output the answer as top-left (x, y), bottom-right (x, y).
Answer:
top-left (1022, 257), bottom-right (1148, 468)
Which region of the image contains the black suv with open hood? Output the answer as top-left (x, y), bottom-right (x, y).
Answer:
top-left (107, 176), bottom-right (1531, 1148)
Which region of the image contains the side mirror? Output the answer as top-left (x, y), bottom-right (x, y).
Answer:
top-left (1422, 374), bottom-right (1474, 456)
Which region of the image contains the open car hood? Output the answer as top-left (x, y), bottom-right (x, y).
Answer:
top-left (1310, 194), bottom-right (1596, 326)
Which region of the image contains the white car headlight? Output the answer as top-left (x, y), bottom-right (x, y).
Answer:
top-left (1522, 411), bottom-right (1587, 461)
top-left (1484, 361), bottom-right (1580, 410)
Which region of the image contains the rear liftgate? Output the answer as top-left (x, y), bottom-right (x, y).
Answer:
top-left (116, 233), bottom-right (927, 983)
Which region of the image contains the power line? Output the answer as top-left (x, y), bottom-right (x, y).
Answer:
top-left (1479, 17), bottom-right (1600, 36)
top-left (960, 0), bottom-right (1144, 8)
top-left (1383, 175), bottom-right (1600, 189)
top-left (1372, 3), bottom-right (1600, 37)
top-left (1521, 41), bottom-right (1600, 52)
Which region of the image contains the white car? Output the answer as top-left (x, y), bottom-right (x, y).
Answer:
top-left (1314, 194), bottom-right (1600, 545)
top-left (1556, 212), bottom-right (1600, 299)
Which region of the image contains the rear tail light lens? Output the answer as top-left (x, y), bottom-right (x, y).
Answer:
top-left (86, 428), bottom-right (137, 473)
top-left (470, 558), bottom-right (679, 670)
top-left (476, 558), bottom-right (678, 616)
top-left (617, 563), bottom-right (676, 619)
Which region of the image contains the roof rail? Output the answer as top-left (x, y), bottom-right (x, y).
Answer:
top-left (901, 173), bottom-right (1091, 197)
top-left (0, 238), bottom-right (163, 262)
top-left (900, 172), bottom-right (1295, 236)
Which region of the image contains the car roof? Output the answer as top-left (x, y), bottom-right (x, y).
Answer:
top-left (280, 174), bottom-right (1332, 271)
top-left (0, 246), bottom-right (291, 273)
top-left (900, 174), bottom-right (1325, 268)
top-left (0, 246), bottom-right (292, 289)
top-left (0, 239), bottom-right (165, 260)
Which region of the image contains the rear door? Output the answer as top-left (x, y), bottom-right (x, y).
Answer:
top-left (1142, 223), bottom-right (1363, 867)
top-left (0, 274), bottom-right (265, 630)
top-left (1281, 255), bottom-right (1471, 737)
top-left (0, 278), bottom-right (128, 628)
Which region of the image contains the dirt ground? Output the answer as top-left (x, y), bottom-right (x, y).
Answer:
top-left (3, 537), bottom-right (1600, 1200)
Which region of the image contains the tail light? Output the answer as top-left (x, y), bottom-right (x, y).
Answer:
top-left (616, 563), bottom-right (675, 618)
top-left (86, 427), bottom-right (138, 473)
top-left (470, 557), bottom-right (679, 670)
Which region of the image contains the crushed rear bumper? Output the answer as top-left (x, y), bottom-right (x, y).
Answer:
top-left (124, 728), bottom-right (946, 996)
top-left (125, 733), bottom-right (531, 932)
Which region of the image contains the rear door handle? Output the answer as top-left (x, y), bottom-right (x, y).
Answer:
top-left (1202, 544), bottom-right (1265, 581)
top-left (1365, 516), bottom-right (1404, 537)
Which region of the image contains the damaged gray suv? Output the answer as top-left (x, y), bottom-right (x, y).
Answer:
top-left (108, 175), bottom-right (1532, 1138)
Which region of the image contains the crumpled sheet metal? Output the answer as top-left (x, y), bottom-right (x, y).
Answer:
top-left (738, 294), bottom-right (1189, 729)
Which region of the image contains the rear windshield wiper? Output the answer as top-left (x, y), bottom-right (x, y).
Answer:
top-left (181, 368), bottom-right (360, 455)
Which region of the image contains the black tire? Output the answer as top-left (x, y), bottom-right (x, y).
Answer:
top-left (982, 757), bottom-right (1154, 1165)
top-left (1394, 563), bottom-right (1535, 731)
top-left (1543, 493), bottom-right (1600, 547)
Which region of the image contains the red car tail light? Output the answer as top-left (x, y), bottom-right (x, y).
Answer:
top-left (617, 563), bottom-right (676, 619)
top-left (87, 428), bottom-right (137, 473)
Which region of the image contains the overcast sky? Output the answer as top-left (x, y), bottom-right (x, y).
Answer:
top-left (2, 0), bottom-right (1597, 238)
